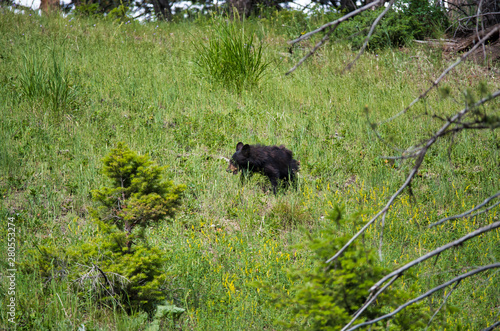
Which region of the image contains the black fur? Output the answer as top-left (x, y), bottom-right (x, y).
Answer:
top-left (227, 142), bottom-right (299, 194)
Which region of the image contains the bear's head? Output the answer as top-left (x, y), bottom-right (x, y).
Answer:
top-left (227, 142), bottom-right (250, 174)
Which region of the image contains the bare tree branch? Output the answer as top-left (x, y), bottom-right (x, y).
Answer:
top-left (288, 0), bottom-right (383, 46)
top-left (378, 212), bottom-right (387, 260)
top-left (343, 0), bottom-right (395, 73)
top-left (341, 274), bottom-right (399, 331)
top-left (370, 221), bottom-right (500, 293)
top-left (73, 263), bottom-right (129, 312)
top-left (476, 0), bottom-right (486, 64)
top-left (441, 0), bottom-right (470, 18)
top-left (328, 89), bottom-right (500, 265)
top-left (285, 0), bottom-right (383, 75)
top-left (447, 121), bottom-right (500, 131)
top-left (483, 320), bottom-right (500, 331)
top-left (459, 12), bottom-right (500, 22)
top-left (380, 25), bottom-right (500, 126)
top-left (286, 27), bottom-right (336, 76)
top-left (332, 87), bottom-right (500, 331)
top-left (425, 280), bottom-right (460, 330)
top-left (338, 221), bottom-right (500, 329)
top-left (346, 263), bottom-right (500, 331)
top-left (429, 191), bottom-right (500, 228)
top-left (93, 263), bottom-right (116, 295)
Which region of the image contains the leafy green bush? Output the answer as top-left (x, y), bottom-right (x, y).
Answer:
top-left (400, 0), bottom-right (449, 37)
top-left (263, 205), bottom-right (431, 330)
top-left (194, 18), bottom-right (271, 91)
top-left (257, 8), bottom-right (311, 39)
top-left (107, 4), bottom-right (130, 21)
top-left (335, 1), bottom-right (448, 50)
top-left (73, 223), bottom-right (169, 312)
top-left (337, 9), bottom-right (416, 50)
top-left (73, 2), bottom-right (101, 17)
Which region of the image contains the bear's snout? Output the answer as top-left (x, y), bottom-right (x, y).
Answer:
top-left (227, 163), bottom-right (238, 174)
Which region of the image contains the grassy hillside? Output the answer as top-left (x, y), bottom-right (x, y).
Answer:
top-left (0, 9), bottom-right (499, 330)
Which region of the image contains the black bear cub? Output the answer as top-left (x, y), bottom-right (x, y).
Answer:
top-left (227, 142), bottom-right (299, 194)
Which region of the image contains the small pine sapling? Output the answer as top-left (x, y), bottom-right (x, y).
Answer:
top-left (91, 142), bottom-right (185, 249)
top-left (261, 205), bottom-right (434, 330)
top-left (24, 143), bottom-right (186, 313)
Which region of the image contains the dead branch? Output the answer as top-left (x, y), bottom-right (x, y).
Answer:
top-left (288, 0), bottom-right (382, 46)
top-left (340, 274), bottom-right (400, 331)
top-left (454, 22), bottom-right (500, 52)
top-left (380, 24), bottom-right (500, 126)
top-left (327, 89), bottom-right (500, 264)
top-left (93, 263), bottom-right (115, 295)
top-left (476, 0), bottom-right (486, 63)
top-left (483, 320), bottom-right (500, 331)
top-left (73, 263), bottom-right (129, 312)
top-left (429, 191), bottom-right (500, 228)
top-left (413, 40), bottom-right (458, 48)
top-left (92, 263), bottom-right (128, 311)
top-left (346, 263), bottom-right (500, 331)
top-left (369, 220), bottom-right (500, 294)
top-left (334, 90), bottom-right (500, 331)
top-left (286, 28), bottom-right (336, 76)
top-left (343, 0), bottom-right (395, 73)
top-left (381, 88), bottom-right (500, 158)
top-left (458, 12), bottom-right (500, 22)
top-left (340, 222), bottom-right (500, 329)
top-left (425, 280), bottom-right (460, 330)
top-left (285, 0), bottom-right (383, 75)
top-left (377, 212), bottom-right (387, 260)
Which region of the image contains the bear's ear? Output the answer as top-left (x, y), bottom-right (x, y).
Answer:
top-left (241, 144), bottom-right (251, 157)
top-left (236, 142), bottom-right (244, 151)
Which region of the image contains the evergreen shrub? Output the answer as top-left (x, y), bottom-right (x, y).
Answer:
top-left (263, 205), bottom-right (434, 330)
top-left (25, 143), bottom-right (185, 313)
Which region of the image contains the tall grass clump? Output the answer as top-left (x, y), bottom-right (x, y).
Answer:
top-left (19, 53), bottom-right (47, 101)
top-left (194, 18), bottom-right (271, 91)
top-left (19, 49), bottom-right (77, 111)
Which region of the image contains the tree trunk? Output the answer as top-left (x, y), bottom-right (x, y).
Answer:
top-left (0, 0), bottom-right (14, 6)
top-left (40, 0), bottom-right (59, 13)
top-left (152, 0), bottom-right (173, 21)
top-left (227, 0), bottom-right (254, 19)
top-left (340, 0), bottom-right (356, 11)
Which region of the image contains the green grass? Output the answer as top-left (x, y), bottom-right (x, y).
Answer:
top-left (194, 17), bottom-right (271, 91)
top-left (0, 9), bottom-right (499, 330)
